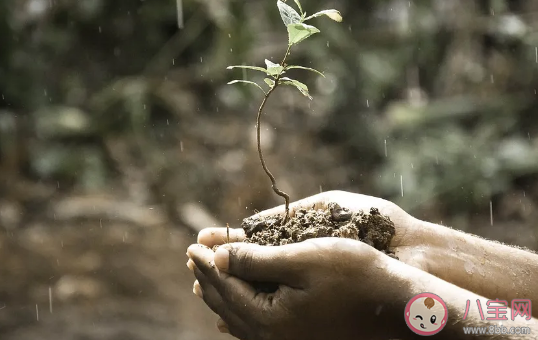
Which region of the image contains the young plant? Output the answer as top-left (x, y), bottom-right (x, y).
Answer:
top-left (227, 0), bottom-right (342, 223)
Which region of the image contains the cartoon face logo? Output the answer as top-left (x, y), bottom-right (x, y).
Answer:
top-left (405, 293), bottom-right (448, 336)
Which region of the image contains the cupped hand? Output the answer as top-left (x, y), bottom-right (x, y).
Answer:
top-left (187, 237), bottom-right (413, 340)
top-left (198, 190), bottom-right (431, 270)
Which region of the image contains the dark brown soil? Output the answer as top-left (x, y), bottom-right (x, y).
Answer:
top-left (241, 202), bottom-right (397, 255)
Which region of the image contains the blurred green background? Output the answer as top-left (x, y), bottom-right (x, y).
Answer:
top-left (0, 0), bottom-right (537, 339)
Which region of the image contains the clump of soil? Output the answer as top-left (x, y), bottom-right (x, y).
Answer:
top-left (241, 202), bottom-right (397, 256)
top-left (233, 202), bottom-right (397, 293)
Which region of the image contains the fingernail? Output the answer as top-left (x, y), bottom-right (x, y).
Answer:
top-left (214, 247), bottom-right (230, 272)
top-left (193, 280), bottom-right (203, 298)
top-left (186, 259), bottom-right (195, 271)
top-left (216, 318), bottom-right (229, 334)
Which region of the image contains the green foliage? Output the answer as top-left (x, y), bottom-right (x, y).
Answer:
top-left (227, 0), bottom-right (341, 97)
top-left (227, 80), bottom-right (266, 94)
top-left (287, 23), bottom-right (320, 45)
top-left (226, 0), bottom-right (342, 216)
top-left (279, 77), bottom-right (312, 99)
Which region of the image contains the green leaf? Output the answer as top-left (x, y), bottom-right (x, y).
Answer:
top-left (227, 80), bottom-right (266, 94)
top-left (293, 0), bottom-right (303, 15)
top-left (277, 0), bottom-right (301, 26)
top-left (265, 59), bottom-right (284, 76)
top-left (285, 65), bottom-right (325, 77)
top-left (264, 78), bottom-right (275, 88)
top-left (287, 23), bottom-right (320, 45)
top-left (304, 9), bottom-right (343, 22)
top-left (279, 77), bottom-right (312, 99)
top-left (227, 65), bottom-right (270, 75)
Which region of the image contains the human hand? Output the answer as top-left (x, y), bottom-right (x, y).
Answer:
top-left (187, 237), bottom-right (414, 340)
top-left (198, 190), bottom-right (431, 270)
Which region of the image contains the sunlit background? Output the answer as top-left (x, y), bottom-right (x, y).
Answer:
top-left (0, 0), bottom-right (537, 338)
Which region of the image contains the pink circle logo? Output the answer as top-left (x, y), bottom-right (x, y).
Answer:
top-left (405, 293), bottom-right (448, 336)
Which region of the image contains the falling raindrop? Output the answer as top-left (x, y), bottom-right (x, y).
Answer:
top-left (49, 287), bottom-right (53, 313)
top-left (180, 141), bottom-right (184, 152)
top-left (176, 0), bottom-right (184, 28)
top-left (490, 75), bottom-right (494, 83)
top-left (400, 175), bottom-right (404, 197)
top-left (237, 197), bottom-right (242, 207)
top-left (172, 59), bottom-right (175, 65)
top-left (366, 99), bottom-right (369, 107)
top-left (326, 41), bottom-right (329, 47)
top-left (384, 139), bottom-right (387, 157)
top-left (200, 57), bottom-right (203, 63)
top-left (36, 304), bottom-right (39, 321)
top-left (319, 185), bottom-right (323, 193)
top-left (490, 201), bottom-right (493, 226)
top-left (98, 26), bottom-right (102, 33)
top-left (167, 119), bottom-right (169, 126)
top-left (535, 47), bottom-right (537, 63)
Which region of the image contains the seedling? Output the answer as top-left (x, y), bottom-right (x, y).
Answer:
top-left (227, 0), bottom-right (342, 223)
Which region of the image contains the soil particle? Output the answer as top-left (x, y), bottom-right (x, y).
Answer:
top-left (241, 202), bottom-right (397, 256)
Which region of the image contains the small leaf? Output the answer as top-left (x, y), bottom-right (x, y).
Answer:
top-left (279, 77), bottom-right (312, 99)
top-left (304, 9), bottom-right (343, 22)
top-left (227, 80), bottom-right (266, 94)
top-left (264, 78), bottom-right (275, 87)
top-left (293, 0), bottom-right (303, 15)
top-left (227, 65), bottom-right (270, 74)
top-left (287, 23), bottom-right (320, 45)
top-left (265, 59), bottom-right (284, 76)
top-left (277, 0), bottom-right (301, 26)
top-left (285, 65), bottom-right (325, 77)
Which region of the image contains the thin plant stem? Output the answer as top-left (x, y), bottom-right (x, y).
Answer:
top-left (256, 45), bottom-right (292, 223)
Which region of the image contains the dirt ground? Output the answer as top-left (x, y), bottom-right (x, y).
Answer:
top-left (0, 204), bottom-right (230, 340)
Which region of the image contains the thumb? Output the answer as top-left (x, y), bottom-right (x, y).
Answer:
top-left (214, 243), bottom-right (306, 286)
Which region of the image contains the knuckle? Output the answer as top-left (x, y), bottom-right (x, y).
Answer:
top-left (233, 246), bottom-right (255, 275)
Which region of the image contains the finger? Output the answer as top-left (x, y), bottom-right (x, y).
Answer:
top-left (193, 266), bottom-right (251, 338)
top-left (197, 227), bottom-right (246, 248)
top-left (214, 242), bottom-right (307, 286)
top-left (216, 318), bottom-right (229, 334)
top-left (193, 280), bottom-right (203, 298)
top-left (189, 244), bottom-right (268, 321)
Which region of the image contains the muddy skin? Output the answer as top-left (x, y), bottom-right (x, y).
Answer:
top-left (225, 203), bottom-right (398, 293)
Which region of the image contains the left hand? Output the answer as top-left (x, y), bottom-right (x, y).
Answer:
top-left (186, 237), bottom-right (413, 340)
